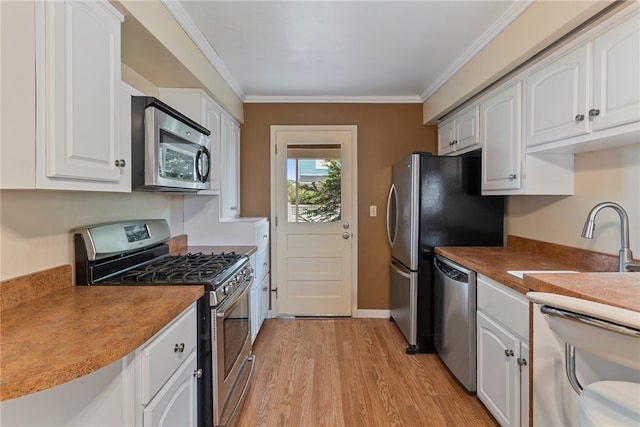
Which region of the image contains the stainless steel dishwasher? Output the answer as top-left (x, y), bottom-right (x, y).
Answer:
top-left (434, 255), bottom-right (477, 392)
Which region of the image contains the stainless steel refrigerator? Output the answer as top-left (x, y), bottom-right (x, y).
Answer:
top-left (386, 152), bottom-right (503, 354)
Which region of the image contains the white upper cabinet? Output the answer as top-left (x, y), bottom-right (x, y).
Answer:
top-left (592, 11), bottom-right (640, 132)
top-left (1, 0), bottom-right (127, 191)
top-left (481, 82), bottom-right (522, 192)
top-left (525, 45), bottom-right (590, 147)
top-left (36, 0), bottom-right (126, 190)
top-left (437, 105), bottom-right (480, 155)
top-left (219, 114), bottom-right (241, 220)
top-left (524, 7), bottom-right (640, 152)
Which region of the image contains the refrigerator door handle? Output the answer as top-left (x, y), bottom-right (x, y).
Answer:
top-left (391, 259), bottom-right (411, 278)
top-left (386, 184), bottom-right (398, 247)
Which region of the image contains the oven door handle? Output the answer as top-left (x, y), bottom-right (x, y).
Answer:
top-left (215, 278), bottom-right (253, 317)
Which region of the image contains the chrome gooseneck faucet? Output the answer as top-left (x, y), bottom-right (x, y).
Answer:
top-left (581, 202), bottom-right (640, 272)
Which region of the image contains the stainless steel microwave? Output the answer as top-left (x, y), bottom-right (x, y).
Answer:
top-left (131, 96), bottom-right (211, 192)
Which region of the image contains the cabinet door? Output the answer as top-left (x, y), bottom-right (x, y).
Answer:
top-left (203, 98), bottom-right (222, 193)
top-left (437, 119), bottom-right (455, 155)
top-left (481, 82), bottom-right (522, 192)
top-left (143, 353), bottom-right (197, 427)
top-left (525, 45), bottom-right (590, 146)
top-left (39, 1), bottom-right (123, 185)
top-left (519, 341), bottom-right (530, 427)
top-left (477, 311), bottom-right (520, 427)
top-left (219, 115), bottom-right (240, 220)
top-left (592, 12), bottom-right (640, 131)
top-left (454, 105), bottom-right (480, 152)
top-left (250, 279), bottom-right (260, 344)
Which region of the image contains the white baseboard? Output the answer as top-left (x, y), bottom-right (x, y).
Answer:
top-left (266, 310), bottom-right (391, 319)
top-left (355, 309), bottom-right (391, 319)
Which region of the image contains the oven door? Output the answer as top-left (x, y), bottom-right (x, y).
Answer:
top-left (212, 278), bottom-right (254, 427)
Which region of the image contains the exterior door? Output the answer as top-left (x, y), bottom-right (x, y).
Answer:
top-left (271, 126), bottom-right (356, 316)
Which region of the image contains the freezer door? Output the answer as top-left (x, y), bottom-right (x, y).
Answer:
top-left (390, 154), bottom-right (420, 270)
top-left (389, 259), bottom-right (417, 350)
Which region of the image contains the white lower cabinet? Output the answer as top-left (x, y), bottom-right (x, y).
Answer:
top-left (142, 352), bottom-right (197, 427)
top-left (476, 275), bottom-right (529, 427)
top-left (136, 303), bottom-right (198, 427)
top-left (250, 244), bottom-right (270, 344)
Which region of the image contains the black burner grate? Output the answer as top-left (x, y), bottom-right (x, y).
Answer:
top-left (107, 252), bottom-right (244, 285)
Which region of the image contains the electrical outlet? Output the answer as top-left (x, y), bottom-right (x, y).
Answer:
top-left (369, 205), bottom-right (377, 217)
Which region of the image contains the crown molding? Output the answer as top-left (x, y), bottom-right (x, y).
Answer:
top-left (420, 0), bottom-right (533, 102)
top-left (161, 0), bottom-right (247, 101)
top-left (243, 95), bottom-right (424, 104)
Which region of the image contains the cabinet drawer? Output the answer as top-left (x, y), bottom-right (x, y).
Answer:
top-left (477, 275), bottom-right (528, 339)
top-left (139, 304), bottom-right (197, 404)
top-left (255, 247), bottom-right (269, 282)
top-left (255, 221), bottom-right (269, 251)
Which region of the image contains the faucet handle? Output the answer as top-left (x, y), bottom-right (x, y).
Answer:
top-left (624, 262), bottom-right (640, 273)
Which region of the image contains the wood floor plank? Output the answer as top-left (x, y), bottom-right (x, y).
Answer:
top-left (233, 318), bottom-right (498, 427)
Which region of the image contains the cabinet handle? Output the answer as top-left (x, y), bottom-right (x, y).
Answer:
top-left (230, 206), bottom-right (238, 211)
top-left (174, 343), bottom-right (185, 353)
top-left (508, 174), bottom-right (517, 180)
top-left (517, 357), bottom-right (527, 366)
top-left (504, 349), bottom-right (514, 357)
top-left (589, 108), bottom-right (600, 118)
top-left (115, 159), bottom-right (126, 167)
top-left (193, 369), bottom-right (203, 378)
top-left (574, 114), bottom-right (585, 122)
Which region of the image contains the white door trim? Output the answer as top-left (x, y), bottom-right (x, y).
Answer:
top-left (269, 125), bottom-right (358, 317)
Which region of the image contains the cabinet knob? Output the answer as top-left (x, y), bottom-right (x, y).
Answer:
top-left (193, 369), bottom-right (203, 378)
top-left (174, 343), bottom-right (185, 353)
top-left (263, 234), bottom-right (268, 239)
top-left (517, 357), bottom-right (527, 366)
top-left (589, 108), bottom-right (600, 118)
top-left (453, 139), bottom-right (458, 145)
top-left (575, 114), bottom-right (585, 122)
top-left (508, 174), bottom-right (517, 181)
top-left (504, 349), bottom-right (515, 357)
top-left (263, 286), bottom-right (268, 292)
top-left (115, 159), bottom-right (126, 167)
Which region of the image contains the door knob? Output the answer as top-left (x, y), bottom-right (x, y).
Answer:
top-left (343, 223), bottom-right (350, 229)
top-left (342, 232), bottom-right (351, 240)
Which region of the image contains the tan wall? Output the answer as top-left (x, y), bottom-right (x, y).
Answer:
top-left (506, 144), bottom-right (640, 261)
top-left (241, 103), bottom-right (436, 309)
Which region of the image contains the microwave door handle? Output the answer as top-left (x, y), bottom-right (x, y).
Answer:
top-left (195, 146), bottom-right (210, 183)
top-left (200, 146), bottom-right (211, 182)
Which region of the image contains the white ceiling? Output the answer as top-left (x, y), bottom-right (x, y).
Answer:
top-left (165, 1), bottom-right (531, 103)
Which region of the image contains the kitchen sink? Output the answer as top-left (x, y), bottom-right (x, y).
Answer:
top-left (507, 270), bottom-right (577, 279)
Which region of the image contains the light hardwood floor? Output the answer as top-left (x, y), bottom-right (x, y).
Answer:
top-left (234, 318), bottom-right (498, 427)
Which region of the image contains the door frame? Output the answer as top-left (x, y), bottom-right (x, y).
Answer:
top-left (269, 125), bottom-right (358, 317)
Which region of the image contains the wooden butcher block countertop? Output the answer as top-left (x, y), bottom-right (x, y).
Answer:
top-left (0, 265), bottom-right (203, 402)
top-left (435, 236), bottom-right (640, 313)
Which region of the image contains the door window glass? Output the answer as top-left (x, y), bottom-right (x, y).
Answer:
top-left (286, 144), bottom-right (342, 223)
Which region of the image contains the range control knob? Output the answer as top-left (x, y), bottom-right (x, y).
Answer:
top-left (224, 282), bottom-right (235, 295)
top-left (243, 267), bottom-right (252, 276)
top-left (236, 274), bottom-right (243, 282)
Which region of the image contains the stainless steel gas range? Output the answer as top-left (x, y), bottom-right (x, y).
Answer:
top-left (74, 219), bottom-right (254, 427)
